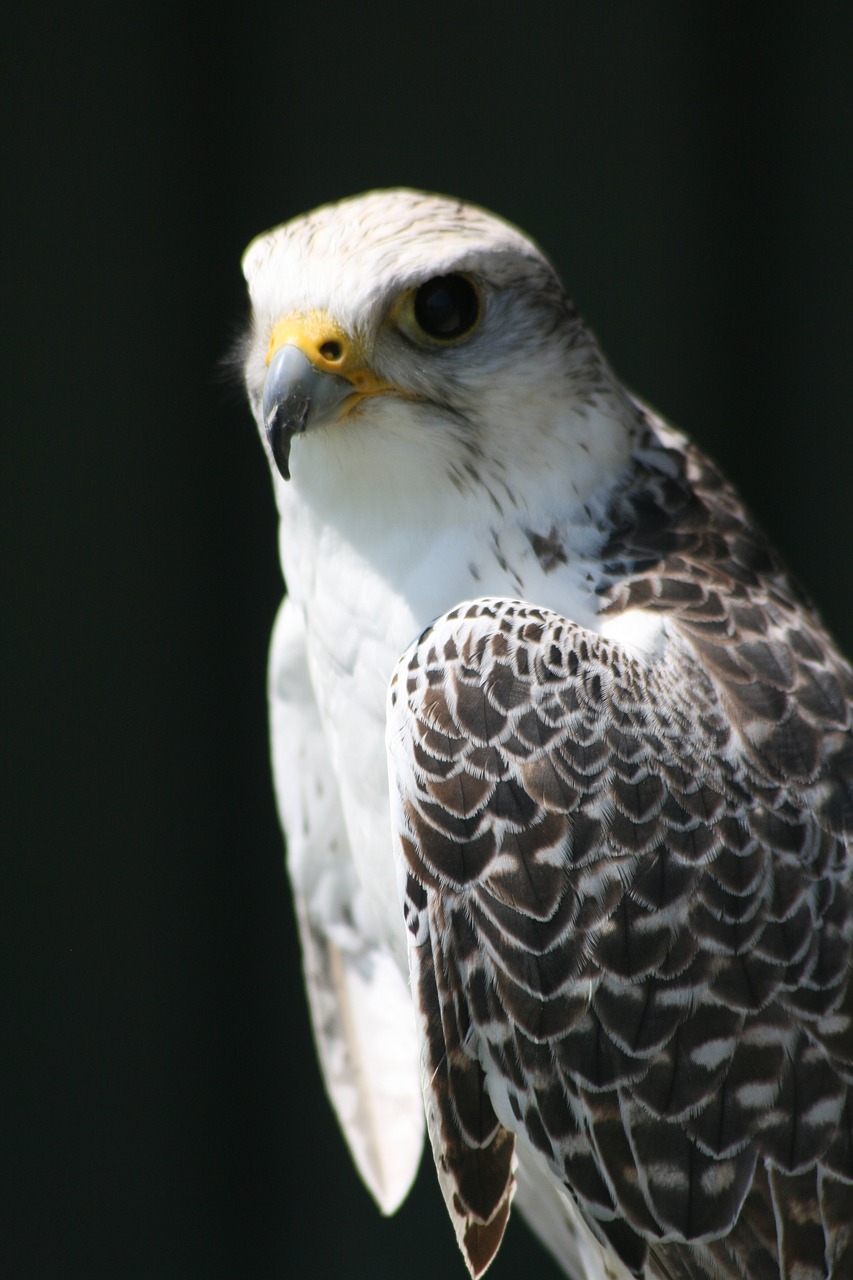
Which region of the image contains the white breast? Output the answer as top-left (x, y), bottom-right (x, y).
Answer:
top-left (276, 466), bottom-right (608, 957)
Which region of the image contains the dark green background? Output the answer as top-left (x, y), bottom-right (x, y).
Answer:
top-left (5, 5), bottom-right (852, 1278)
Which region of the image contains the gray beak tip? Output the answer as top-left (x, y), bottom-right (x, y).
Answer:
top-left (264, 404), bottom-right (296, 480)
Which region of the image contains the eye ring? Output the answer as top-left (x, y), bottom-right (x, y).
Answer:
top-left (409, 274), bottom-right (480, 343)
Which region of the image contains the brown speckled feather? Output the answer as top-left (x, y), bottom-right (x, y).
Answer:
top-left (387, 423), bottom-right (853, 1279)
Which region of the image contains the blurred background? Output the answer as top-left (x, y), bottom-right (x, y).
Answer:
top-left (5, 5), bottom-right (852, 1278)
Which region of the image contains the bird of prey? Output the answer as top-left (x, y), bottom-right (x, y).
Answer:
top-left (240, 189), bottom-right (853, 1280)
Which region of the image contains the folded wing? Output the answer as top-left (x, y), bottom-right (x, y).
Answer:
top-left (271, 598), bottom-right (424, 1214)
top-left (387, 596), bottom-right (853, 1278)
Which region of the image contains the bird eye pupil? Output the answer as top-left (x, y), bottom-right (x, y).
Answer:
top-left (413, 274), bottom-right (478, 340)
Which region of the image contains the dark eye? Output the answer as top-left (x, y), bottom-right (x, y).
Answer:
top-left (413, 274), bottom-right (479, 340)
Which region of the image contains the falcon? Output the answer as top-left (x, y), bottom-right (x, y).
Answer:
top-left (240, 189), bottom-right (853, 1279)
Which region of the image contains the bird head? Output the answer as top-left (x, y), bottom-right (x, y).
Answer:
top-left (242, 190), bottom-right (636, 513)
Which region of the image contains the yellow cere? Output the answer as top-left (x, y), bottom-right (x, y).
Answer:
top-left (264, 309), bottom-right (393, 400)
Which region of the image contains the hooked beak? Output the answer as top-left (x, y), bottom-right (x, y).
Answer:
top-left (261, 311), bottom-right (394, 480)
top-left (262, 345), bottom-right (352, 480)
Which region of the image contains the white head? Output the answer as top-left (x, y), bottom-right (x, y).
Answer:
top-left (242, 189), bottom-right (639, 522)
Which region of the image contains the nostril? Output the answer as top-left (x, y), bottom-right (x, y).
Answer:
top-left (319, 340), bottom-right (343, 363)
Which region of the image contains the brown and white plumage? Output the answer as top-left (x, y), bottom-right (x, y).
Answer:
top-left (241, 189), bottom-right (853, 1278)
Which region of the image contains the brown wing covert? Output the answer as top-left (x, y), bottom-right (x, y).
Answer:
top-left (388, 596), bottom-right (853, 1279)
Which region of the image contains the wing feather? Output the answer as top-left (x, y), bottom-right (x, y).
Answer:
top-left (387, 595), bottom-right (853, 1277)
top-left (270, 599), bottom-right (424, 1213)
